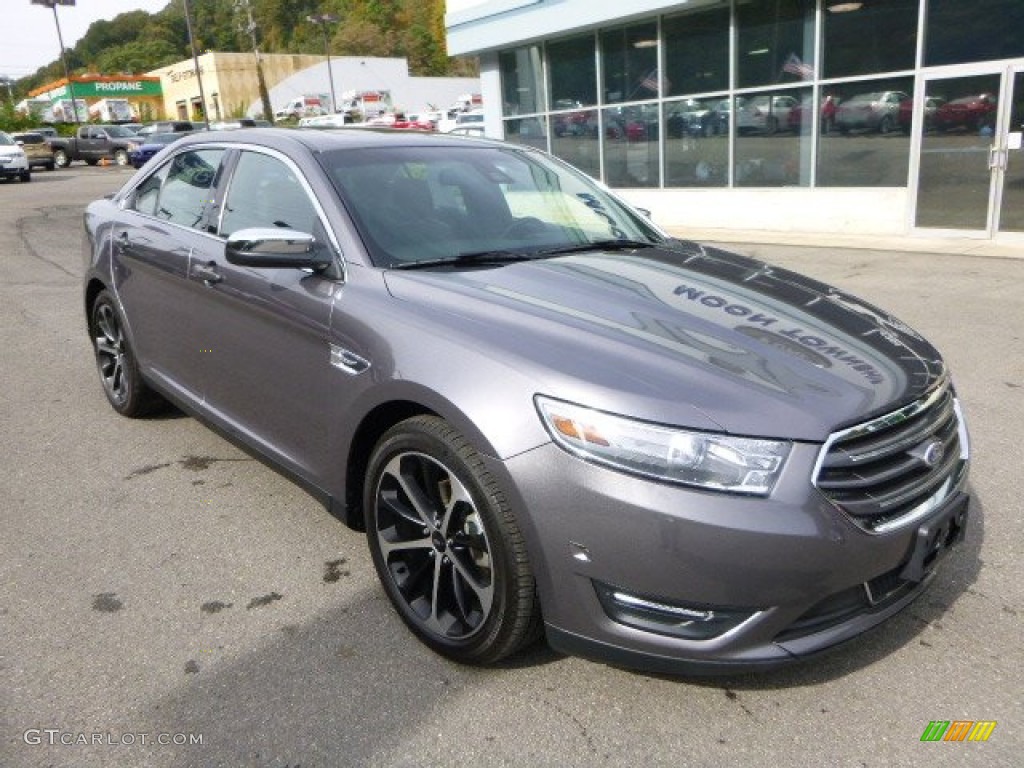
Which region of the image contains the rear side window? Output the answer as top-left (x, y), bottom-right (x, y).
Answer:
top-left (128, 148), bottom-right (226, 229)
top-left (14, 133), bottom-right (45, 145)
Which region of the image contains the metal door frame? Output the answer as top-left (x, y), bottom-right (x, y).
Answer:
top-left (908, 59), bottom-right (1024, 239)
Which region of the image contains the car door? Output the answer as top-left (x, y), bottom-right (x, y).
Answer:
top-left (112, 146), bottom-right (229, 406)
top-left (191, 147), bottom-right (340, 483)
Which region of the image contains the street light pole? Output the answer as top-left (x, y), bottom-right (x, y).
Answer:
top-left (306, 13), bottom-right (339, 114)
top-left (182, 0), bottom-right (211, 129)
top-left (31, 0), bottom-right (80, 125)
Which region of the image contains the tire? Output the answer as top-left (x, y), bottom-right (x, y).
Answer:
top-left (53, 148), bottom-right (69, 168)
top-left (46, 162), bottom-right (55, 171)
top-left (113, 149), bottom-right (129, 166)
top-left (365, 415), bottom-right (541, 664)
top-left (86, 159), bottom-right (99, 166)
top-left (20, 171), bottom-right (31, 183)
top-left (879, 115), bottom-right (895, 134)
top-left (89, 290), bottom-right (162, 417)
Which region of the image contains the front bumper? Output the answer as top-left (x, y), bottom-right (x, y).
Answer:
top-left (489, 442), bottom-right (968, 674)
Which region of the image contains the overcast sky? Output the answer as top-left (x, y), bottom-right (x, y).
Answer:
top-left (1, 0), bottom-right (171, 79)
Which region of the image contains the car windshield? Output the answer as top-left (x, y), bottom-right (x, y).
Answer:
top-left (104, 125), bottom-right (137, 138)
top-left (322, 145), bottom-right (666, 268)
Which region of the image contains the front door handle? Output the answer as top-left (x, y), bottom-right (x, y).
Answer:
top-left (191, 261), bottom-right (223, 285)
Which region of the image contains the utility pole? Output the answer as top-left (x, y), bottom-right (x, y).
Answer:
top-left (234, 0), bottom-right (273, 121)
top-left (182, 0), bottom-right (211, 129)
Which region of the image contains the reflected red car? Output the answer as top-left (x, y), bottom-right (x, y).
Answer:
top-left (932, 93), bottom-right (997, 132)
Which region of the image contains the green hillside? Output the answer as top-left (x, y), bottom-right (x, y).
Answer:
top-left (12, 0), bottom-right (475, 96)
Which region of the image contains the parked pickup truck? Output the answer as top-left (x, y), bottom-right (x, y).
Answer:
top-left (49, 124), bottom-right (142, 168)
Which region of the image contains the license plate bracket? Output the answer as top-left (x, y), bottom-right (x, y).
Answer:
top-left (899, 494), bottom-right (969, 583)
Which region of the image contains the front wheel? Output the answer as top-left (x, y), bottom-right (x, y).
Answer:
top-left (113, 149), bottom-right (129, 166)
top-left (89, 290), bottom-right (162, 417)
top-left (365, 416), bottom-right (541, 664)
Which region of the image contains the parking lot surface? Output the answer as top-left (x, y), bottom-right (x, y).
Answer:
top-left (1, 166), bottom-right (1021, 767)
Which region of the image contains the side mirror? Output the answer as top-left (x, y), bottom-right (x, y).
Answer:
top-left (635, 207), bottom-right (652, 219)
top-left (225, 228), bottom-right (333, 270)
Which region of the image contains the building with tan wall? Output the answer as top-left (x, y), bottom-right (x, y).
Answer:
top-left (147, 52), bottom-right (325, 121)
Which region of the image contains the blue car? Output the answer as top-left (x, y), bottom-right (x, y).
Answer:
top-left (129, 131), bottom-right (190, 169)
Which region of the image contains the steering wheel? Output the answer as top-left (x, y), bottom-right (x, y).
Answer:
top-left (500, 216), bottom-right (549, 239)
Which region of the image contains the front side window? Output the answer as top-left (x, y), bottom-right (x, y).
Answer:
top-left (219, 151), bottom-right (319, 238)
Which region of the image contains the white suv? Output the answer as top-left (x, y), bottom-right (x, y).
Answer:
top-left (0, 131), bottom-right (31, 183)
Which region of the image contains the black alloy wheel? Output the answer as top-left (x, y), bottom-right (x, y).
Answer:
top-left (365, 416), bottom-right (541, 664)
top-left (89, 290), bottom-right (161, 417)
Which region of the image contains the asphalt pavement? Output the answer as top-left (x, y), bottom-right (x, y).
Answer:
top-left (1, 166), bottom-right (1021, 767)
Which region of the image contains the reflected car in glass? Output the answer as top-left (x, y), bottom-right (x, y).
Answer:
top-left (932, 93), bottom-right (997, 133)
top-left (127, 131), bottom-right (191, 169)
top-left (82, 129), bottom-right (971, 673)
top-left (835, 91), bottom-right (909, 134)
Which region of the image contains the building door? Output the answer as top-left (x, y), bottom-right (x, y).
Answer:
top-left (913, 63), bottom-right (1024, 237)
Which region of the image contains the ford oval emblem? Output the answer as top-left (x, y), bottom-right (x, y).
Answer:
top-left (920, 440), bottom-right (945, 468)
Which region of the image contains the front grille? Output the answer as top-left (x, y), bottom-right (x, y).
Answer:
top-left (814, 379), bottom-right (968, 531)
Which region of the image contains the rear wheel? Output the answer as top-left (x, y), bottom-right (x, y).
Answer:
top-left (89, 290), bottom-right (162, 417)
top-left (20, 171), bottom-right (30, 183)
top-left (53, 148), bottom-right (69, 168)
top-left (365, 416), bottom-right (541, 664)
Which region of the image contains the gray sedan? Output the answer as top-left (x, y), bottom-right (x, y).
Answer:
top-left (82, 129), bottom-right (969, 673)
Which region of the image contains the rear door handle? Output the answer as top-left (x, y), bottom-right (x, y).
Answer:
top-left (191, 261), bottom-right (223, 285)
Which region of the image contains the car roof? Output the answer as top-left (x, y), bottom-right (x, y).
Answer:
top-left (173, 126), bottom-right (508, 154)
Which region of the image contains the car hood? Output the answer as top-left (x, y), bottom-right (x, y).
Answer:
top-left (382, 245), bottom-right (946, 441)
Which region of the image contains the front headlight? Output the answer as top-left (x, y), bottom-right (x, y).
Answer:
top-left (536, 396), bottom-right (791, 495)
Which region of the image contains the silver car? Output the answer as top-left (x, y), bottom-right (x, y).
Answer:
top-left (83, 129), bottom-right (970, 673)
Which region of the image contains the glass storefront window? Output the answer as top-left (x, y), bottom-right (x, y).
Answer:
top-left (664, 7), bottom-right (729, 97)
top-left (500, 46), bottom-right (544, 116)
top-left (603, 104), bottom-right (660, 188)
top-left (734, 88), bottom-right (812, 187)
top-left (664, 96), bottom-right (729, 187)
top-left (926, 0), bottom-right (1024, 67)
top-left (823, 0), bottom-right (918, 78)
top-left (737, 0), bottom-right (815, 89)
top-left (503, 117), bottom-right (549, 152)
top-left (817, 77), bottom-right (914, 187)
top-left (551, 109), bottom-right (600, 180)
top-left (548, 35), bottom-right (597, 109)
top-left (601, 23), bottom-right (659, 105)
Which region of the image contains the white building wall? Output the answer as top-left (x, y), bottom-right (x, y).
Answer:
top-left (254, 57), bottom-right (480, 117)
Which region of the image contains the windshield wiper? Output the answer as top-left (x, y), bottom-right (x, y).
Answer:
top-left (390, 250), bottom-right (551, 270)
top-left (537, 239), bottom-right (658, 256)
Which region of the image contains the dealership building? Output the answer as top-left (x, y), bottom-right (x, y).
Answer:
top-left (446, 0), bottom-right (1024, 246)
